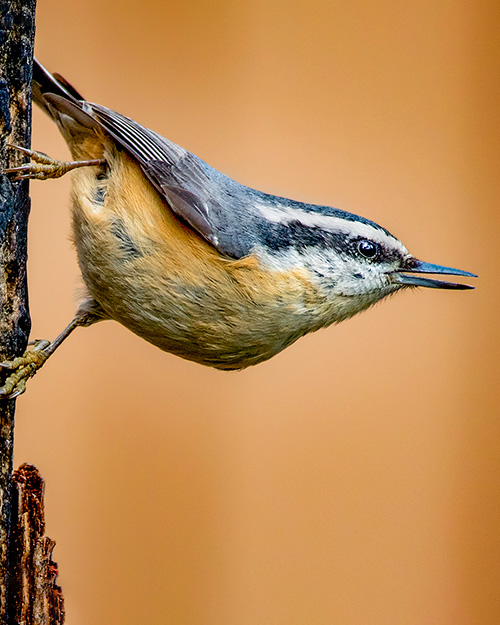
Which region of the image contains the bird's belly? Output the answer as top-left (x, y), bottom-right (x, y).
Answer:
top-left (91, 268), bottom-right (310, 370)
top-left (76, 238), bottom-right (316, 369)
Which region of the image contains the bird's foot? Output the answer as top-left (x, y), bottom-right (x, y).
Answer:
top-left (0, 340), bottom-right (52, 399)
top-left (4, 144), bottom-right (105, 181)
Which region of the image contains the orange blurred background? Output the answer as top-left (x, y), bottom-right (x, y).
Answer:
top-left (13, 1), bottom-right (499, 623)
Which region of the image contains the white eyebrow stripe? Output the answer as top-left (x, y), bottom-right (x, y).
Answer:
top-left (256, 202), bottom-right (405, 250)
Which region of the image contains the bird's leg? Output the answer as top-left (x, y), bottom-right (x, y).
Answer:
top-left (0, 316), bottom-right (84, 399)
top-left (4, 144), bottom-right (105, 181)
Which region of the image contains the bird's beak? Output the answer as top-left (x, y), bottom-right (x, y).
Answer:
top-left (396, 259), bottom-right (477, 290)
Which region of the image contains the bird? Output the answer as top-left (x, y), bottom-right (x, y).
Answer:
top-left (0, 58), bottom-right (476, 397)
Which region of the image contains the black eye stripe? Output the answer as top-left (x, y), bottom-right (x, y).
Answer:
top-left (257, 221), bottom-right (402, 264)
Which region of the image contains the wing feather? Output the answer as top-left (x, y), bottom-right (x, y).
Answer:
top-left (34, 57), bottom-right (253, 259)
top-left (88, 104), bottom-right (239, 254)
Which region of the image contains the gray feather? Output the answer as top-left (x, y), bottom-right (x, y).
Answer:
top-left (33, 59), bottom-right (394, 261)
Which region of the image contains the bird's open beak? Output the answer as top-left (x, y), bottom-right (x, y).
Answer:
top-left (396, 260), bottom-right (477, 290)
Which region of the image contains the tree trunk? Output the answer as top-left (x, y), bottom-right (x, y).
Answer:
top-left (0, 3), bottom-right (64, 623)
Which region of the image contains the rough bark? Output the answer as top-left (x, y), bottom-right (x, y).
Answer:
top-left (0, 0), bottom-right (36, 618)
top-left (9, 465), bottom-right (64, 625)
top-left (0, 3), bottom-right (65, 623)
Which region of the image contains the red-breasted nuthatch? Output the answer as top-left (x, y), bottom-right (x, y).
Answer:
top-left (0, 59), bottom-right (476, 397)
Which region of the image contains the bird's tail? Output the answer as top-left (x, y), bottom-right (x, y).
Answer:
top-left (32, 59), bottom-right (100, 139)
top-left (32, 58), bottom-right (84, 114)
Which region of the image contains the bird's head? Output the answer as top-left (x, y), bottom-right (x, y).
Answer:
top-left (255, 199), bottom-right (476, 322)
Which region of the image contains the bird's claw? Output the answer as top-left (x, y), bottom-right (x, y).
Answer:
top-left (0, 340), bottom-right (51, 399)
top-left (4, 144), bottom-right (106, 181)
top-left (4, 145), bottom-right (72, 181)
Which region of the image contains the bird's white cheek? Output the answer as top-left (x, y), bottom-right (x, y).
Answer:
top-left (337, 277), bottom-right (370, 296)
top-left (335, 267), bottom-right (385, 297)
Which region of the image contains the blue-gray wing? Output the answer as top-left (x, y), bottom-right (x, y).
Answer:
top-left (88, 103), bottom-right (255, 259)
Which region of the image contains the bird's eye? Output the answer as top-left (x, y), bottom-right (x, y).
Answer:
top-left (357, 240), bottom-right (379, 259)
